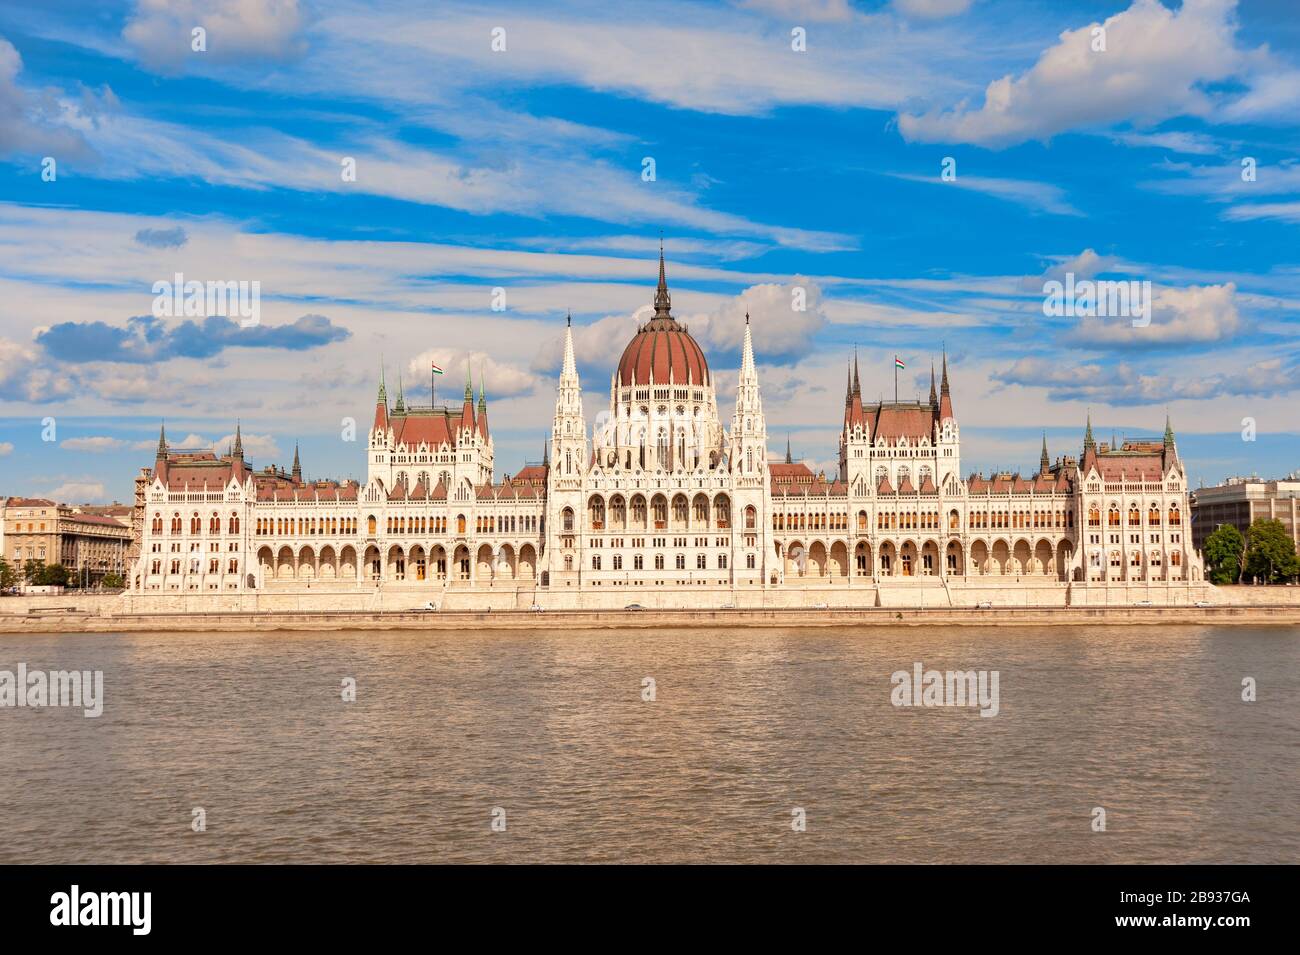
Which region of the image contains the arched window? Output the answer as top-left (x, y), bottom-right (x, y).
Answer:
top-left (190, 513), bottom-right (201, 534)
top-left (1169, 505), bottom-right (1181, 526)
top-left (1128, 505), bottom-right (1140, 526)
top-left (1148, 504), bottom-right (1160, 525)
top-left (229, 513), bottom-right (240, 534)
top-left (1088, 506), bottom-right (1100, 527)
top-left (747, 506), bottom-right (758, 530)
top-left (562, 508), bottom-right (574, 532)
top-left (367, 515), bottom-right (377, 535)
top-left (152, 513), bottom-right (163, 534)
top-left (457, 514), bottom-right (467, 535)
top-left (1107, 506), bottom-right (1120, 527)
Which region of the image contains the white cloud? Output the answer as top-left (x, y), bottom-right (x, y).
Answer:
top-left (888, 171), bottom-right (1082, 216)
top-left (405, 350), bottom-right (540, 402)
top-left (1222, 201), bottom-right (1300, 224)
top-left (60, 436), bottom-right (128, 452)
top-left (44, 480), bottom-right (109, 503)
top-left (0, 37), bottom-right (89, 159)
top-left (0, 441), bottom-right (12, 456)
top-left (739, 0), bottom-right (856, 21)
top-left (894, 0), bottom-right (972, 19)
top-left (898, 0), bottom-right (1249, 147)
top-left (213, 431), bottom-right (279, 459)
top-left (130, 432), bottom-right (208, 451)
top-left (1067, 282), bottom-right (1241, 346)
top-left (123, 0), bottom-right (307, 70)
top-left (1111, 129), bottom-right (1221, 155)
top-left (688, 277), bottom-right (826, 361)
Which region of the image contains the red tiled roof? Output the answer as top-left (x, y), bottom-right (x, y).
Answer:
top-left (865, 404), bottom-right (936, 444)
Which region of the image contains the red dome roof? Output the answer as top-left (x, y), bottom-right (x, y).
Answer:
top-left (615, 247), bottom-right (711, 387)
top-left (617, 324), bottom-right (710, 386)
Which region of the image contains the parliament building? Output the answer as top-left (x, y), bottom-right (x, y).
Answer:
top-left (129, 250), bottom-right (1205, 607)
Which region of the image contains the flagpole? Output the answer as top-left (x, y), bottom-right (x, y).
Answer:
top-left (431, 363), bottom-right (436, 408)
top-left (894, 357), bottom-right (898, 404)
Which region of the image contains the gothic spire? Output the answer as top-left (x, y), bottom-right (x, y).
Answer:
top-left (1040, 432), bottom-right (1049, 474)
top-left (852, 347), bottom-right (861, 398)
top-left (292, 442), bottom-right (302, 482)
top-left (1164, 413), bottom-right (1175, 449)
top-left (156, 422), bottom-right (167, 457)
top-left (395, 371), bottom-right (405, 413)
top-left (464, 362), bottom-right (473, 401)
top-left (929, 360), bottom-right (937, 407)
top-left (232, 421), bottom-right (243, 457)
top-left (940, 346), bottom-right (950, 396)
top-left (785, 435), bottom-right (792, 465)
top-left (654, 240), bottom-right (671, 316)
top-left (1083, 412), bottom-right (1095, 452)
top-left (377, 360), bottom-right (387, 404)
top-left (561, 313), bottom-right (577, 381)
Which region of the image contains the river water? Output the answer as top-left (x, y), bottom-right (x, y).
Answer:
top-left (1, 625), bottom-right (1295, 864)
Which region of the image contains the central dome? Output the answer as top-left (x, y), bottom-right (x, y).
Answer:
top-left (616, 249), bottom-right (711, 387)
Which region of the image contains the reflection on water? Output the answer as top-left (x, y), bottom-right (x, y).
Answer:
top-left (0, 625), bottom-right (1296, 863)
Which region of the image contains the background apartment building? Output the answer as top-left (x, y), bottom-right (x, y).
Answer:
top-left (1191, 472), bottom-right (1300, 552)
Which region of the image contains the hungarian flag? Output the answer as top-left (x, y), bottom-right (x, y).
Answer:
top-left (894, 356), bottom-right (905, 370)
top-left (431, 362), bottom-right (444, 375)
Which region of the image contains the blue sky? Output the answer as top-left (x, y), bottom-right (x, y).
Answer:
top-left (0, 0), bottom-right (1297, 503)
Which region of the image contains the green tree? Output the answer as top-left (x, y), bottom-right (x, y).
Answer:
top-left (101, 572), bottom-right (125, 590)
top-left (22, 558), bottom-right (45, 584)
top-left (39, 563), bottom-right (70, 587)
top-left (1203, 523), bottom-right (1246, 585)
top-left (1244, 519), bottom-right (1300, 584)
top-left (0, 558), bottom-right (17, 591)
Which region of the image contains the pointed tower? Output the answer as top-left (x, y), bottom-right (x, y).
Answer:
top-left (841, 347), bottom-right (870, 489)
top-left (546, 310), bottom-right (589, 582)
top-left (476, 367), bottom-right (489, 439)
top-left (934, 346), bottom-right (960, 489)
top-left (653, 240), bottom-right (672, 321)
top-left (1083, 412), bottom-right (1095, 452)
top-left (394, 372), bottom-right (405, 414)
top-left (461, 363), bottom-right (476, 438)
top-left (1163, 413), bottom-right (1178, 469)
top-left (372, 363), bottom-right (389, 431)
top-left (153, 423), bottom-right (169, 483)
top-left (786, 436), bottom-right (793, 465)
top-left (551, 312), bottom-right (586, 477)
top-left (1040, 433), bottom-right (1050, 476)
top-left (230, 421), bottom-right (245, 482)
top-left (729, 311), bottom-right (767, 482)
top-left (291, 443), bottom-right (302, 483)
top-left (929, 361), bottom-right (938, 409)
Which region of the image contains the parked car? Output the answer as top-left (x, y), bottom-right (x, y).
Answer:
top-left (420, 601), bottom-right (438, 612)
top-left (811, 602), bottom-right (829, 610)
top-left (719, 603), bottom-right (735, 610)
top-left (624, 603), bottom-right (645, 611)
top-left (975, 601), bottom-right (993, 609)
top-left (1194, 600), bottom-right (1212, 608)
top-left (530, 604), bottom-right (544, 612)
top-left (1134, 599), bottom-right (1153, 607)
